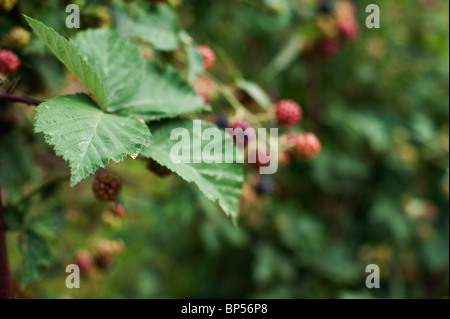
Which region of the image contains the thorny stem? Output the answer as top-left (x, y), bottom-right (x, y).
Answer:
top-left (0, 184), bottom-right (14, 299)
top-left (0, 93), bottom-right (42, 106)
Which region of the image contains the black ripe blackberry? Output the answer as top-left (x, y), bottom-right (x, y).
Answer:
top-left (215, 113), bottom-right (229, 130)
top-left (254, 177), bottom-right (276, 196)
top-left (318, 1), bottom-right (333, 14)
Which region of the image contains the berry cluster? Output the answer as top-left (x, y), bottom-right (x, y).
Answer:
top-left (194, 40), bottom-right (322, 200)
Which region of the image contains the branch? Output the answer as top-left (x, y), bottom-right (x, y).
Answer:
top-left (0, 93), bottom-right (42, 106)
top-left (0, 184), bottom-right (14, 299)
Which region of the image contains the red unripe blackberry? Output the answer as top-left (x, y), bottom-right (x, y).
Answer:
top-left (110, 203), bottom-right (126, 218)
top-left (193, 76), bottom-right (214, 104)
top-left (338, 20), bottom-right (359, 41)
top-left (74, 251), bottom-right (92, 274)
top-left (275, 100), bottom-right (302, 126)
top-left (147, 158), bottom-right (172, 178)
top-left (92, 174), bottom-right (122, 201)
top-left (295, 133), bottom-right (322, 160)
top-left (197, 45), bottom-right (216, 71)
top-left (228, 120), bottom-right (255, 148)
top-left (0, 50), bottom-right (20, 74)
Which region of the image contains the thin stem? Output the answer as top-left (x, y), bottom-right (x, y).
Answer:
top-left (18, 175), bottom-right (69, 205)
top-left (209, 74), bottom-right (261, 125)
top-left (0, 93), bottom-right (42, 106)
top-left (0, 184), bottom-right (14, 299)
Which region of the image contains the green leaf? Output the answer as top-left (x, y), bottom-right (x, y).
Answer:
top-left (237, 79), bottom-right (272, 109)
top-left (0, 134), bottom-right (37, 189)
top-left (24, 16), bottom-right (109, 110)
top-left (22, 231), bottom-right (52, 288)
top-left (141, 119), bottom-right (243, 218)
top-left (35, 94), bottom-right (152, 186)
top-left (120, 62), bottom-right (210, 121)
top-left (113, 3), bottom-right (179, 51)
top-left (26, 206), bottom-right (65, 241)
top-left (186, 44), bottom-right (205, 83)
top-left (70, 29), bottom-right (144, 113)
top-left (3, 204), bottom-right (28, 231)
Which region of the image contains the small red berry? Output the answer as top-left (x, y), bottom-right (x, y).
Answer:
top-left (295, 133), bottom-right (322, 160)
top-left (338, 20), bottom-right (359, 41)
top-left (197, 45), bottom-right (216, 71)
top-left (193, 76), bottom-right (214, 104)
top-left (0, 50), bottom-right (20, 74)
top-left (280, 132), bottom-right (299, 161)
top-left (0, 0), bottom-right (17, 11)
top-left (147, 158), bottom-right (172, 178)
top-left (74, 251), bottom-right (92, 274)
top-left (110, 203), bottom-right (126, 218)
top-left (92, 174), bottom-right (122, 202)
top-left (228, 120), bottom-right (255, 148)
top-left (275, 100), bottom-right (302, 126)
